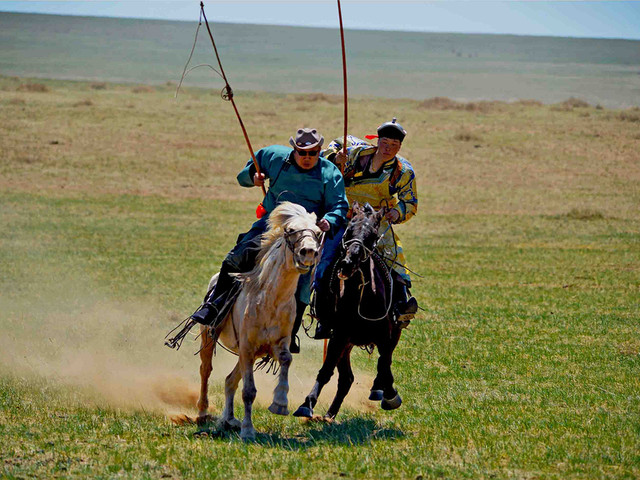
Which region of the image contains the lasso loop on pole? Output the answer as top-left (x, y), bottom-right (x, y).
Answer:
top-left (176, 2), bottom-right (265, 197)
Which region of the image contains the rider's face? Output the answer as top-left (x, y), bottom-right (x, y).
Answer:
top-left (293, 148), bottom-right (321, 170)
top-left (377, 137), bottom-right (402, 161)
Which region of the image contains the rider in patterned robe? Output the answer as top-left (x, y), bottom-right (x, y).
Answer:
top-left (315, 118), bottom-right (418, 335)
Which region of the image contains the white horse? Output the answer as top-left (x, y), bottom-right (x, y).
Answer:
top-left (196, 202), bottom-right (322, 440)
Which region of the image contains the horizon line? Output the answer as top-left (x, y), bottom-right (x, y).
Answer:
top-left (1, 10), bottom-right (639, 42)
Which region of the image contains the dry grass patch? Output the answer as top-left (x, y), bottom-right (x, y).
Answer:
top-left (563, 97), bottom-right (591, 108)
top-left (294, 92), bottom-right (341, 104)
top-left (132, 85), bottom-right (155, 93)
top-left (453, 129), bottom-right (482, 142)
top-left (16, 83), bottom-right (49, 93)
top-left (90, 82), bottom-right (107, 90)
top-left (8, 97), bottom-right (26, 105)
top-left (516, 99), bottom-right (544, 107)
top-left (552, 97), bottom-right (591, 111)
top-left (618, 108), bottom-right (640, 123)
top-left (73, 99), bottom-right (94, 107)
top-left (617, 340), bottom-right (640, 357)
top-left (561, 208), bottom-right (605, 221)
top-left (420, 96), bottom-right (458, 110)
top-left (420, 96), bottom-right (504, 113)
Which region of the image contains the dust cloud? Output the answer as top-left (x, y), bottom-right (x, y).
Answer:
top-left (0, 275), bottom-right (377, 417)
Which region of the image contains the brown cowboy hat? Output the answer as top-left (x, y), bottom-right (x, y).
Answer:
top-left (289, 127), bottom-right (324, 150)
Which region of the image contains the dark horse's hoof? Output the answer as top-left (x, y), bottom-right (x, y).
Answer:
top-left (293, 405), bottom-right (313, 418)
top-left (381, 392), bottom-right (402, 410)
top-left (368, 389), bottom-right (384, 401)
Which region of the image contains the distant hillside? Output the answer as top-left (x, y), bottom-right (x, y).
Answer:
top-left (1, 12), bottom-right (639, 107)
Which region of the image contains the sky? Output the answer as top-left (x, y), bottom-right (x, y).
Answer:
top-left (1, 1), bottom-right (640, 40)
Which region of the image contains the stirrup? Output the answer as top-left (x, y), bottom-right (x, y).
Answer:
top-left (313, 322), bottom-right (332, 340)
top-left (290, 335), bottom-right (300, 354)
top-left (189, 302), bottom-right (219, 326)
top-left (395, 297), bottom-right (418, 326)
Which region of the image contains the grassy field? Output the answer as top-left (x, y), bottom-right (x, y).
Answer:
top-left (1, 75), bottom-right (639, 479)
top-left (2, 12), bottom-right (640, 108)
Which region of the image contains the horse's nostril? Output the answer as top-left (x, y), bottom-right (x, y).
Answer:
top-left (300, 248), bottom-right (309, 256)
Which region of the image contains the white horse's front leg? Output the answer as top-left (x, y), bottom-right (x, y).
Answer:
top-left (220, 361), bottom-right (242, 431)
top-left (240, 355), bottom-right (257, 441)
top-left (268, 339), bottom-right (292, 416)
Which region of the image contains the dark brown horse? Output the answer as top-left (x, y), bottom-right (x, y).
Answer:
top-left (294, 202), bottom-right (408, 420)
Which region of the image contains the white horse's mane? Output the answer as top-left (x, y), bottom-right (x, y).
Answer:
top-left (240, 202), bottom-right (317, 293)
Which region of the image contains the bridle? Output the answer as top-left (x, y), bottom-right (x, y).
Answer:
top-left (339, 218), bottom-right (381, 263)
top-left (340, 236), bottom-right (376, 263)
top-left (284, 228), bottom-right (323, 254)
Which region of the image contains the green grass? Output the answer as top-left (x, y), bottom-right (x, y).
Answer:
top-left (1, 75), bottom-right (639, 478)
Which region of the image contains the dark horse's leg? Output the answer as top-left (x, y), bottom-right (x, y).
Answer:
top-left (325, 345), bottom-right (354, 420)
top-left (371, 326), bottom-right (403, 410)
top-left (293, 336), bottom-right (350, 418)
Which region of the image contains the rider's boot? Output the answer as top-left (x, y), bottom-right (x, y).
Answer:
top-left (190, 263), bottom-right (237, 328)
top-left (290, 300), bottom-right (307, 354)
top-left (394, 282), bottom-right (418, 324)
top-left (313, 321), bottom-right (332, 339)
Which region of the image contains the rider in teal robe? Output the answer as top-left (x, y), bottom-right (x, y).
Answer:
top-left (189, 129), bottom-right (348, 353)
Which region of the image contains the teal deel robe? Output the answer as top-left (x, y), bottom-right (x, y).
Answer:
top-left (236, 145), bottom-right (348, 238)
top-left (235, 145), bottom-right (348, 303)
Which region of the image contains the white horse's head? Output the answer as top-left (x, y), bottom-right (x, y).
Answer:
top-left (267, 202), bottom-right (323, 273)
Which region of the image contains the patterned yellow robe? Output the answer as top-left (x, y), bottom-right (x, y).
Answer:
top-left (323, 136), bottom-right (418, 283)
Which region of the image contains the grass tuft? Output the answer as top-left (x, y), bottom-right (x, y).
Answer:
top-left (294, 93), bottom-right (342, 104)
top-left (617, 109), bottom-right (640, 123)
top-left (420, 97), bottom-right (503, 113)
top-left (558, 97), bottom-right (591, 109)
top-left (73, 98), bottom-right (94, 107)
top-left (516, 99), bottom-right (544, 107)
top-left (453, 129), bottom-right (482, 142)
top-left (420, 96), bottom-right (459, 110)
top-left (617, 340), bottom-right (640, 357)
top-left (132, 85), bottom-right (155, 93)
top-left (561, 208), bottom-right (606, 220)
top-left (16, 82), bottom-right (49, 92)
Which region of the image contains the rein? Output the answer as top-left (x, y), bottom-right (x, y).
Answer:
top-left (333, 227), bottom-right (393, 322)
top-left (356, 250), bottom-right (394, 322)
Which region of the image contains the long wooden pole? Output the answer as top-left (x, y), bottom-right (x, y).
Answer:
top-left (337, 0), bottom-right (348, 171)
top-left (324, 0), bottom-right (349, 362)
top-left (200, 2), bottom-right (266, 198)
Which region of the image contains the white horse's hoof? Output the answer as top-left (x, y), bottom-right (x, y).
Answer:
top-left (381, 392), bottom-right (402, 410)
top-left (368, 389), bottom-right (384, 401)
top-left (293, 405), bottom-right (313, 418)
top-left (219, 418), bottom-right (241, 431)
top-left (268, 403), bottom-right (289, 416)
top-left (196, 414), bottom-right (215, 426)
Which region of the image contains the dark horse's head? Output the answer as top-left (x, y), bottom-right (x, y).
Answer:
top-left (336, 202), bottom-right (386, 280)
